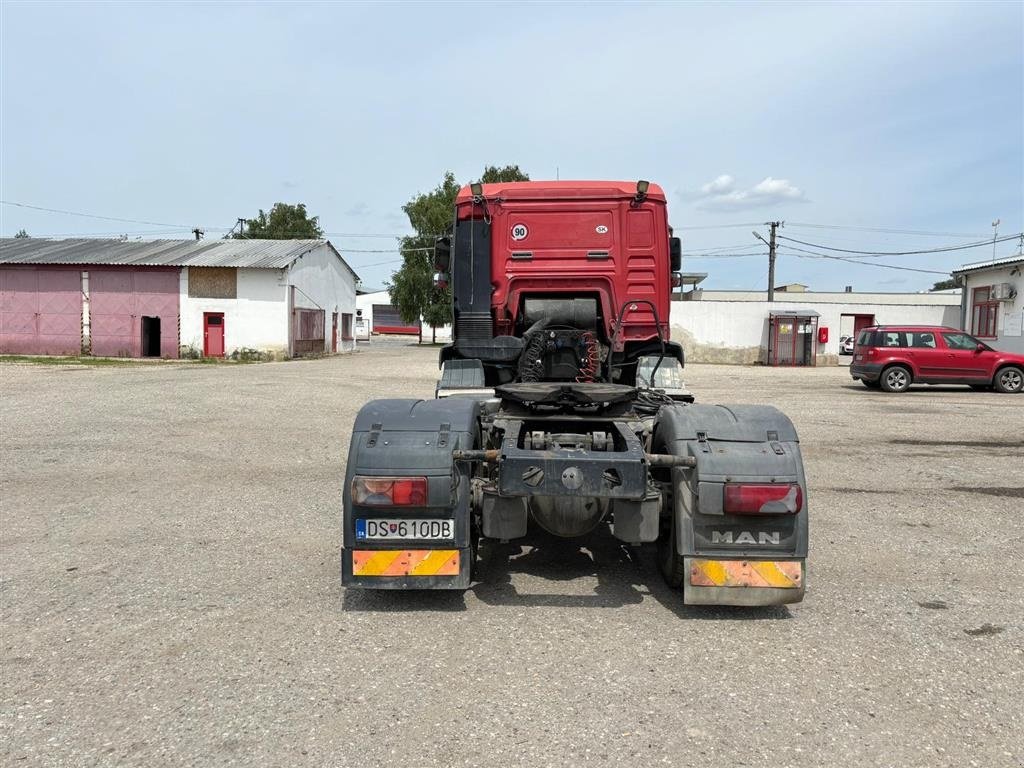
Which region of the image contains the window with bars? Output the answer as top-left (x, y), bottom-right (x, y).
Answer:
top-left (971, 287), bottom-right (998, 338)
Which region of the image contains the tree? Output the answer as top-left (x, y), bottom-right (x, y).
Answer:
top-left (14, 229), bottom-right (29, 238)
top-left (233, 203), bottom-right (323, 239)
top-left (931, 278), bottom-right (957, 291)
top-left (389, 165), bottom-right (530, 343)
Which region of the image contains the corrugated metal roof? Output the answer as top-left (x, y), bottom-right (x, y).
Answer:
top-left (953, 254), bottom-right (1024, 274)
top-left (0, 238), bottom-right (358, 277)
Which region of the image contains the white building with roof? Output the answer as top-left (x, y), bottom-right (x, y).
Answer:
top-left (0, 237), bottom-right (359, 358)
top-left (952, 254), bottom-right (1024, 354)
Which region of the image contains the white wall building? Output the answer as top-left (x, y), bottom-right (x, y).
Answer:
top-left (176, 240), bottom-right (358, 358)
top-left (952, 255), bottom-right (1023, 354)
top-left (0, 237), bottom-right (358, 359)
top-left (669, 290), bottom-right (962, 365)
top-left (355, 289), bottom-right (452, 341)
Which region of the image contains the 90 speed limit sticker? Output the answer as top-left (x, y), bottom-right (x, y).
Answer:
top-left (511, 223), bottom-right (529, 241)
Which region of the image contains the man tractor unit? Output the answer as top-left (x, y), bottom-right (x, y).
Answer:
top-left (341, 181), bottom-right (808, 606)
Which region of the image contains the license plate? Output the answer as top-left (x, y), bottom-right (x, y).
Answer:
top-left (356, 518), bottom-right (454, 540)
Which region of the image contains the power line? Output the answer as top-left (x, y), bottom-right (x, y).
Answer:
top-left (687, 252), bottom-right (768, 260)
top-left (687, 243), bottom-right (763, 255)
top-left (778, 244), bottom-right (950, 274)
top-left (777, 232), bottom-right (1021, 257)
top-left (1, 200), bottom-right (189, 229)
top-left (785, 221), bottom-right (988, 238)
top-left (675, 222), bottom-right (764, 231)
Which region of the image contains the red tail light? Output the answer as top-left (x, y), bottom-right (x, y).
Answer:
top-left (724, 483), bottom-right (802, 514)
top-left (351, 476), bottom-right (427, 506)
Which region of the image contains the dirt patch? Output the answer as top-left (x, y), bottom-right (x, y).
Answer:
top-left (964, 623), bottom-right (1005, 637)
top-left (950, 487), bottom-right (1024, 499)
top-left (917, 600), bottom-right (948, 610)
top-left (891, 439), bottom-right (1024, 449)
top-left (820, 487), bottom-right (892, 495)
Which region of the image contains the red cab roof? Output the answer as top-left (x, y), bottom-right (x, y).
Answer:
top-left (455, 180), bottom-right (666, 204)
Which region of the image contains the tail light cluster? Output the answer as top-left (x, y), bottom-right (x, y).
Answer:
top-left (724, 483), bottom-right (803, 515)
top-left (351, 476), bottom-right (427, 506)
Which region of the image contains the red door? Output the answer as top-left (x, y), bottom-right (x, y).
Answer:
top-left (204, 313), bottom-right (225, 357)
top-left (939, 331), bottom-right (993, 380)
top-left (852, 314), bottom-right (874, 337)
top-left (907, 330), bottom-right (945, 379)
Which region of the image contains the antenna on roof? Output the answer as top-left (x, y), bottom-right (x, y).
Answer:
top-left (192, 228), bottom-right (204, 241)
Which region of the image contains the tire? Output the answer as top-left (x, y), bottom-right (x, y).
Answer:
top-left (993, 365), bottom-right (1024, 394)
top-left (862, 379), bottom-right (881, 389)
top-left (880, 365), bottom-right (911, 393)
top-left (657, 510), bottom-right (686, 589)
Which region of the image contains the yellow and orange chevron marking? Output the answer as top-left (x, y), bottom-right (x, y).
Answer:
top-left (352, 549), bottom-right (460, 577)
top-left (690, 559), bottom-right (802, 589)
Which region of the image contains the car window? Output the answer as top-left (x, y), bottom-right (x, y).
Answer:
top-left (907, 332), bottom-right (936, 348)
top-left (856, 330), bottom-right (874, 346)
top-left (942, 332), bottom-right (979, 351)
top-left (881, 331), bottom-right (906, 347)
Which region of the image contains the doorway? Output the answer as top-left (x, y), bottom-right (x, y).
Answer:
top-left (332, 312), bottom-right (338, 353)
top-left (141, 316), bottom-right (161, 357)
top-left (203, 312), bottom-right (225, 357)
top-left (839, 313), bottom-right (876, 367)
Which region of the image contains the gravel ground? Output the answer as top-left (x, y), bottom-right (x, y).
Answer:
top-left (1, 344), bottom-right (1021, 768)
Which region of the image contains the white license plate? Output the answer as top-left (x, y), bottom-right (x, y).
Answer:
top-left (355, 519), bottom-right (454, 540)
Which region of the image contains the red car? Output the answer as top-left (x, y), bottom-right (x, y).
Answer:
top-left (850, 325), bottom-right (1024, 393)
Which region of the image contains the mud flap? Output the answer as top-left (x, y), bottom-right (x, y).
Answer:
top-left (655, 404), bottom-right (809, 606)
top-left (341, 398), bottom-right (480, 590)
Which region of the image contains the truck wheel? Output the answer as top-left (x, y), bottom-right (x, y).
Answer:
top-left (880, 365), bottom-right (911, 393)
top-left (994, 366), bottom-right (1024, 394)
top-left (657, 514), bottom-right (686, 589)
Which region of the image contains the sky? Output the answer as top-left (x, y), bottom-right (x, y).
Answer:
top-left (1, 1), bottom-right (1022, 292)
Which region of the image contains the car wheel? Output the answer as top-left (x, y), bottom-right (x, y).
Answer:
top-left (993, 366), bottom-right (1024, 394)
top-left (862, 379), bottom-right (881, 389)
top-left (880, 365), bottom-right (911, 393)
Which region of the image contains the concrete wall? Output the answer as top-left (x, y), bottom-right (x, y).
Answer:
top-left (288, 244), bottom-right (358, 353)
top-left (690, 290), bottom-right (962, 305)
top-left (670, 296), bottom-right (962, 365)
top-left (179, 268), bottom-right (289, 356)
top-left (961, 264), bottom-right (1024, 354)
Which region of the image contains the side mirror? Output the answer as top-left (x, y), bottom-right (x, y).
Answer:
top-left (976, 343), bottom-right (986, 352)
top-left (433, 236), bottom-right (451, 273)
top-left (669, 237), bottom-right (682, 272)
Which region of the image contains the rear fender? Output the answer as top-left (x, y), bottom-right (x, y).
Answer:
top-left (341, 398), bottom-right (480, 589)
top-left (655, 404), bottom-right (809, 603)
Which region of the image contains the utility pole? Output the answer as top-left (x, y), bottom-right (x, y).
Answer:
top-left (753, 221), bottom-right (782, 301)
top-left (991, 219), bottom-right (1000, 260)
top-left (192, 228), bottom-right (204, 241)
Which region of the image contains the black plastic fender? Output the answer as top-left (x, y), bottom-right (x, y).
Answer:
top-left (654, 403), bottom-right (809, 605)
top-left (341, 398), bottom-right (480, 589)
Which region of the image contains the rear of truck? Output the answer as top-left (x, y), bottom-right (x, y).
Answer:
top-left (341, 180), bottom-right (808, 606)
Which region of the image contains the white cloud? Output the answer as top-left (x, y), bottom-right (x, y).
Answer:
top-left (691, 175), bottom-right (807, 211)
top-left (701, 174), bottom-right (735, 195)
